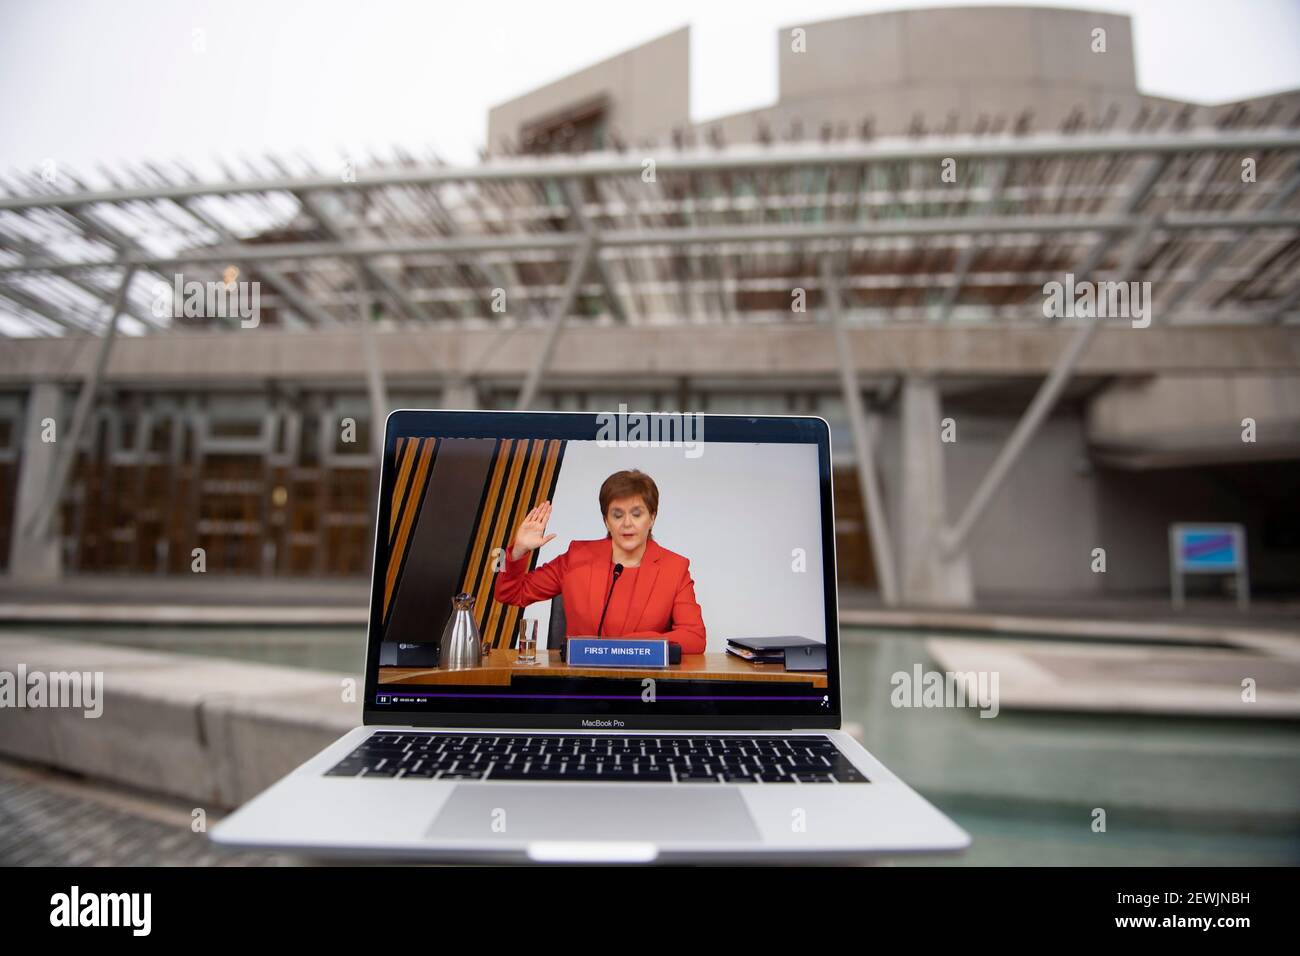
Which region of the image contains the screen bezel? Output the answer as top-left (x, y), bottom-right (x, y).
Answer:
top-left (362, 408), bottom-right (843, 730)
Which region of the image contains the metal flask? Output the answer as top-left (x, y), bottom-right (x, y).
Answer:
top-left (439, 593), bottom-right (482, 670)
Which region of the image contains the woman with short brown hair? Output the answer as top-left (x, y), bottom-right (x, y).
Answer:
top-left (493, 469), bottom-right (707, 653)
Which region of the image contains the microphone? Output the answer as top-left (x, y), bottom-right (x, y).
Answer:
top-left (596, 563), bottom-right (624, 638)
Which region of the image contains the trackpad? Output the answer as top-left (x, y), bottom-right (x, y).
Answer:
top-left (426, 785), bottom-right (760, 843)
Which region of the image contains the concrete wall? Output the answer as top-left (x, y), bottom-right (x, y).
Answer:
top-left (1088, 374), bottom-right (1300, 468)
top-left (3, 325), bottom-right (1295, 388)
top-left (752, 6), bottom-right (1141, 137)
top-left (1095, 460), bottom-right (1300, 595)
top-left (487, 7), bottom-right (1296, 147)
top-left (878, 405), bottom-right (1103, 599)
top-left (487, 27), bottom-right (690, 154)
top-left (779, 7), bottom-right (1137, 104)
top-left (946, 412), bottom-right (1102, 597)
top-left (1087, 375), bottom-right (1300, 594)
top-left (484, 7), bottom-right (1191, 150)
top-left (697, 6), bottom-right (1205, 142)
top-left (872, 382), bottom-right (1300, 601)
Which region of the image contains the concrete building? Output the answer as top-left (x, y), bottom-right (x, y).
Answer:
top-left (2, 6), bottom-right (1298, 608)
top-left (489, 7), bottom-right (1290, 151)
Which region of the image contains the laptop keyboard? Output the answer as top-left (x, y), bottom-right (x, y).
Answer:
top-left (325, 733), bottom-right (869, 783)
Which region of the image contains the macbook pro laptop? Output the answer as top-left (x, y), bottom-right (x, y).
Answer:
top-left (211, 409), bottom-right (969, 863)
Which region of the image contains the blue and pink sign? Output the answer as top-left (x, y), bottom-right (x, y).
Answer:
top-left (1169, 523), bottom-right (1249, 608)
top-left (1172, 525), bottom-right (1243, 572)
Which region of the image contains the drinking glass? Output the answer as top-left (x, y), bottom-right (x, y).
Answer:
top-left (517, 618), bottom-right (538, 664)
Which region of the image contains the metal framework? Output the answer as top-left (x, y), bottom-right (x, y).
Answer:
top-left (1, 129), bottom-right (1297, 333)
top-left (2, 128), bottom-right (1298, 601)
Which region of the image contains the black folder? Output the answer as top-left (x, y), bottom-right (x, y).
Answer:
top-left (726, 636), bottom-right (827, 671)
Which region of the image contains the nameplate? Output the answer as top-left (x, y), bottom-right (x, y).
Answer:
top-left (567, 638), bottom-right (669, 668)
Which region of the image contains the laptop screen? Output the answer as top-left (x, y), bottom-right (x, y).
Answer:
top-left (364, 409), bottom-right (840, 729)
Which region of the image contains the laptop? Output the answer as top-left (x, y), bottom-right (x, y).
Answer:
top-left (211, 408), bottom-right (969, 863)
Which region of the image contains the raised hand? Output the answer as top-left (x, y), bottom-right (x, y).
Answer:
top-left (511, 501), bottom-right (557, 560)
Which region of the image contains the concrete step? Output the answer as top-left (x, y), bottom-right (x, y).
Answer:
top-left (0, 633), bottom-right (360, 809)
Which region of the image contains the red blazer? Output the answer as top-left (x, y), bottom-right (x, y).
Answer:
top-left (493, 537), bottom-right (707, 654)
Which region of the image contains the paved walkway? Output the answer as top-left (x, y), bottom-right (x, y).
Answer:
top-left (0, 759), bottom-right (296, 866)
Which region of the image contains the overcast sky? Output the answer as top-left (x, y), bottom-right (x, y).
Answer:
top-left (2, 0), bottom-right (1299, 184)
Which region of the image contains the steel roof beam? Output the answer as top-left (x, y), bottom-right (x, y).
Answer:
top-left (296, 190), bottom-right (437, 326)
top-left (24, 266), bottom-right (137, 541)
top-left (0, 285), bottom-right (97, 333)
top-left (177, 198), bottom-right (339, 328)
top-left (4, 210), bottom-right (1296, 277)
top-left (562, 178), bottom-right (626, 322)
top-left (1038, 153), bottom-right (1173, 323)
top-left (3, 130), bottom-right (1298, 212)
top-left (935, 159), bottom-right (1009, 322)
top-left (2, 233), bottom-right (162, 331)
top-left (1162, 162), bottom-right (1300, 317)
top-left (942, 217), bottom-right (1160, 558)
top-left (821, 254), bottom-right (899, 605)
top-left (516, 236), bottom-right (595, 410)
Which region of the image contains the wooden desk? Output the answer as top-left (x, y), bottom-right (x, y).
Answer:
top-left (380, 648), bottom-right (827, 688)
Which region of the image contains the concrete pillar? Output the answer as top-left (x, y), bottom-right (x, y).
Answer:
top-left (8, 383), bottom-right (64, 582)
top-left (899, 377), bottom-right (973, 606)
top-left (441, 377), bottom-right (479, 410)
